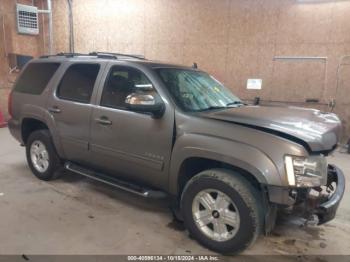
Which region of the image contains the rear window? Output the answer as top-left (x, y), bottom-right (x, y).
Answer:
top-left (57, 64), bottom-right (100, 103)
top-left (14, 63), bottom-right (60, 95)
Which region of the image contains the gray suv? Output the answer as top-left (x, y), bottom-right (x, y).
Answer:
top-left (8, 52), bottom-right (345, 254)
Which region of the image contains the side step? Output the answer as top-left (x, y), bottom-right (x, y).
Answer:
top-left (64, 162), bottom-right (167, 199)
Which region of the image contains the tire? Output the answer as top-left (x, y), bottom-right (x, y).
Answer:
top-left (26, 129), bottom-right (62, 181)
top-left (181, 169), bottom-right (264, 254)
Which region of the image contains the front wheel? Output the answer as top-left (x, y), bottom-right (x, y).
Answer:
top-left (181, 169), bottom-right (263, 254)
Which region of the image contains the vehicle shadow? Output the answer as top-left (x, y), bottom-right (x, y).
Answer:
top-left (55, 169), bottom-right (172, 214)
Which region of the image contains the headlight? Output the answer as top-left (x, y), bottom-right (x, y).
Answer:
top-left (284, 155), bottom-right (327, 187)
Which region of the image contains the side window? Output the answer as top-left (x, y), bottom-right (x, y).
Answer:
top-left (57, 64), bottom-right (100, 103)
top-left (14, 63), bottom-right (60, 95)
top-left (100, 66), bottom-right (156, 109)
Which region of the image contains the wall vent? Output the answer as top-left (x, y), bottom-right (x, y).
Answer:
top-left (16, 4), bottom-right (39, 35)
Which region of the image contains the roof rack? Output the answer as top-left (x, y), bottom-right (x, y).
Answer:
top-left (40, 52), bottom-right (146, 60)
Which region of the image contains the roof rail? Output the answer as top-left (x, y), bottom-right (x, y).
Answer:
top-left (88, 52), bottom-right (117, 60)
top-left (39, 52), bottom-right (146, 60)
top-left (57, 52), bottom-right (88, 57)
top-left (89, 52), bottom-right (146, 60)
top-left (40, 53), bottom-right (88, 58)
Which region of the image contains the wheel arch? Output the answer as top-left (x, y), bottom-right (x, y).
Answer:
top-left (21, 117), bottom-right (49, 144)
top-left (20, 116), bottom-right (65, 158)
top-left (173, 156), bottom-right (266, 201)
top-left (169, 134), bottom-right (281, 198)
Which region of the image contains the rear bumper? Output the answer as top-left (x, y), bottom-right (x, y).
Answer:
top-left (8, 118), bottom-right (23, 144)
top-left (314, 164), bottom-right (345, 224)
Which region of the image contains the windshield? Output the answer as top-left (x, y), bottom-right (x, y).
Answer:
top-left (156, 68), bottom-right (242, 112)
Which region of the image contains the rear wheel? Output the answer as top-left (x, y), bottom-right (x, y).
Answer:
top-left (181, 169), bottom-right (263, 254)
top-left (26, 129), bottom-right (62, 181)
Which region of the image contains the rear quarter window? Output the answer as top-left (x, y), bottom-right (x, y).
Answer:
top-left (56, 63), bottom-right (100, 103)
top-left (14, 63), bottom-right (60, 95)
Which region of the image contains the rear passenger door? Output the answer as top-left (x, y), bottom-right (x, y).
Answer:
top-left (47, 62), bottom-right (104, 163)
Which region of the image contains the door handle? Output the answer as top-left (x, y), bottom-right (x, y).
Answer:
top-left (95, 117), bottom-right (112, 125)
top-left (48, 106), bottom-right (61, 113)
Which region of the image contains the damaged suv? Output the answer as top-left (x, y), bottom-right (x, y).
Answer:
top-left (8, 52), bottom-right (345, 254)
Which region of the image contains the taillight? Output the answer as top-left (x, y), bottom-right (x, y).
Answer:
top-left (8, 90), bottom-right (13, 118)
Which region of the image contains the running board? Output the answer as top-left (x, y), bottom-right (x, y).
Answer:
top-left (64, 162), bottom-right (167, 199)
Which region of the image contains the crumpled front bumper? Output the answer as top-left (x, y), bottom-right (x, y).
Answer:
top-left (265, 164), bottom-right (345, 232)
top-left (314, 164), bottom-right (345, 225)
top-left (291, 164), bottom-right (346, 225)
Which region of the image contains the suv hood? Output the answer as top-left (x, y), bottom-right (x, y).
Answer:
top-left (202, 105), bottom-right (342, 153)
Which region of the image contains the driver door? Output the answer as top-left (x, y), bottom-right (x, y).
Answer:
top-left (89, 64), bottom-right (174, 189)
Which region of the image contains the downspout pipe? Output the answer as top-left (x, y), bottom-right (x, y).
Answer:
top-left (47, 0), bottom-right (53, 55)
top-left (1, 14), bottom-right (7, 58)
top-left (67, 0), bottom-right (74, 53)
top-left (38, 0), bottom-right (53, 55)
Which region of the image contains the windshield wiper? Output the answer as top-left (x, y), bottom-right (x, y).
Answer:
top-left (197, 106), bottom-right (228, 112)
top-left (226, 101), bottom-right (244, 107)
top-left (197, 101), bottom-right (245, 112)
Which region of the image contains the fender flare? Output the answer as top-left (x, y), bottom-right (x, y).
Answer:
top-left (20, 105), bottom-right (65, 158)
top-left (168, 133), bottom-right (281, 196)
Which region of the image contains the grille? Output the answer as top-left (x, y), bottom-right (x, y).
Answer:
top-left (16, 4), bottom-right (39, 35)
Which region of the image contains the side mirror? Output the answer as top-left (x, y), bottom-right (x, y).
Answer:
top-left (125, 93), bottom-right (165, 118)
